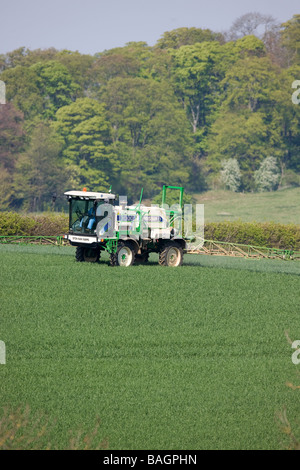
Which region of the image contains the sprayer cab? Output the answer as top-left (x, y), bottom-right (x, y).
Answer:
top-left (64, 190), bottom-right (116, 236)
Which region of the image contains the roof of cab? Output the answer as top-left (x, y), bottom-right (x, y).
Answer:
top-left (64, 190), bottom-right (116, 199)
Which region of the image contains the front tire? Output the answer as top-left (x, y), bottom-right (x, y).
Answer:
top-left (159, 242), bottom-right (183, 267)
top-left (110, 241), bottom-right (135, 267)
top-left (75, 246), bottom-right (100, 263)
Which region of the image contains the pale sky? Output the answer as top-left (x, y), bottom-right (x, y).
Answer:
top-left (0, 0), bottom-right (299, 55)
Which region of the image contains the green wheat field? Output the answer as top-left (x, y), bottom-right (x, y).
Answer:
top-left (0, 244), bottom-right (300, 450)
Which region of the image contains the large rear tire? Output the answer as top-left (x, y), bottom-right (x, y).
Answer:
top-left (75, 246), bottom-right (100, 263)
top-left (159, 242), bottom-right (183, 267)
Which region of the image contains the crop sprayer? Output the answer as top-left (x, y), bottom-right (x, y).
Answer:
top-left (63, 185), bottom-right (196, 267)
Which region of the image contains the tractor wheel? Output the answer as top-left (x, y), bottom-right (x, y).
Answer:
top-left (159, 242), bottom-right (183, 267)
top-left (135, 253), bottom-right (149, 264)
top-left (75, 246), bottom-right (100, 263)
top-left (110, 241), bottom-right (135, 267)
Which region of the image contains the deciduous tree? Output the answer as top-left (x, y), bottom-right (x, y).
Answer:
top-left (220, 159), bottom-right (242, 192)
top-left (205, 112), bottom-right (272, 190)
top-left (228, 12), bottom-right (277, 40)
top-left (31, 61), bottom-right (79, 118)
top-left (53, 98), bottom-right (115, 191)
top-left (0, 103), bottom-right (24, 171)
top-left (13, 123), bottom-right (66, 211)
top-left (155, 27), bottom-right (223, 50)
top-left (99, 77), bottom-right (193, 197)
top-left (280, 14), bottom-right (300, 66)
top-left (254, 156), bottom-right (280, 192)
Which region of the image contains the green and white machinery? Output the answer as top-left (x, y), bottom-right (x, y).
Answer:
top-left (63, 185), bottom-right (187, 267)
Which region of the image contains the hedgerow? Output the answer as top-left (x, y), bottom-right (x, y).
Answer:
top-left (0, 212), bottom-right (68, 237)
top-left (204, 221), bottom-right (300, 250)
top-left (0, 212), bottom-right (36, 236)
top-left (0, 212), bottom-right (300, 249)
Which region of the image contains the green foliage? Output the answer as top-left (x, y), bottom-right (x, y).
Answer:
top-left (281, 14), bottom-right (300, 65)
top-left (155, 27), bottom-right (224, 49)
top-left (99, 77), bottom-right (193, 197)
top-left (30, 61), bottom-right (79, 118)
top-left (152, 190), bottom-right (192, 206)
top-left (0, 103), bottom-right (25, 171)
top-left (221, 56), bottom-right (277, 112)
top-left (205, 112), bottom-right (271, 190)
top-left (0, 211), bottom-right (36, 235)
top-left (281, 169), bottom-right (300, 187)
top-left (53, 98), bottom-right (115, 191)
top-left (0, 211), bottom-right (68, 236)
top-left (170, 41), bottom-right (226, 133)
top-left (13, 122), bottom-right (67, 211)
top-left (0, 66), bottom-right (44, 119)
top-left (1, 59), bottom-right (80, 120)
top-left (1, 47), bottom-right (58, 69)
top-left (0, 103), bottom-right (25, 208)
top-left (2, 209), bottom-right (299, 250)
top-left (0, 167), bottom-right (14, 210)
top-left (55, 50), bottom-right (94, 90)
top-left (231, 35), bottom-right (266, 56)
top-left (91, 42), bottom-right (152, 86)
top-left (204, 221), bottom-right (300, 249)
top-left (1, 14), bottom-right (300, 210)
top-left (28, 212), bottom-right (68, 236)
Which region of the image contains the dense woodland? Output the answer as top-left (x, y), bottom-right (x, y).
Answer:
top-left (0, 12), bottom-right (300, 211)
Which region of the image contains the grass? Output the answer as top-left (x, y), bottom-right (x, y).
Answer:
top-left (193, 187), bottom-right (300, 224)
top-left (0, 244), bottom-right (300, 449)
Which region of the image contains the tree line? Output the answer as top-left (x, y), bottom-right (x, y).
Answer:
top-left (0, 12), bottom-right (299, 211)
